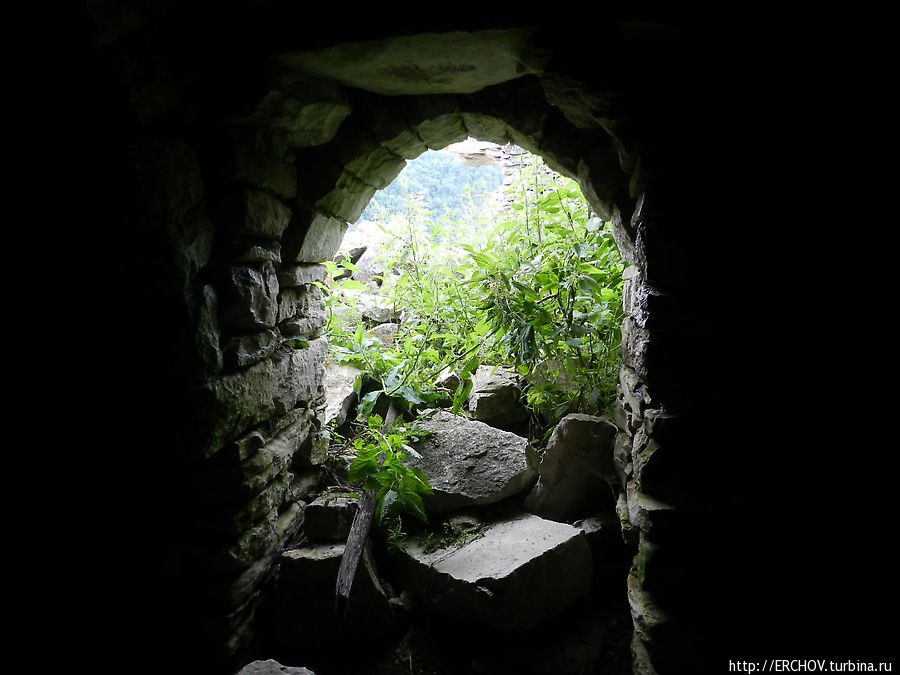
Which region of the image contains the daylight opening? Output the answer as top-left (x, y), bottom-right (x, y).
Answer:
top-left (323, 139), bottom-right (625, 435)
top-left (276, 139), bottom-right (632, 673)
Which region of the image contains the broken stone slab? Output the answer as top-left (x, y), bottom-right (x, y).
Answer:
top-left (467, 365), bottom-right (529, 429)
top-left (304, 492), bottom-right (359, 540)
top-left (395, 509), bottom-right (593, 632)
top-left (236, 659), bottom-right (316, 675)
top-left (524, 413), bottom-right (619, 522)
top-left (406, 410), bottom-right (536, 513)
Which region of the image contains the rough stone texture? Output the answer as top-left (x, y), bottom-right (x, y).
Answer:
top-left (467, 365), bottom-right (529, 429)
top-left (205, 408), bottom-right (324, 495)
top-left (186, 283), bottom-right (224, 378)
top-left (277, 284), bottom-right (327, 338)
top-left (278, 263), bottom-right (327, 288)
top-left (406, 410), bottom-right (536, 513)
top-left (222, 329), bottom-right (280, 370)
top-left (236, 79), bottom-right (351, 148)
top-left (231, 129), bottom-right (299, 199)
top-left (273, 29), bottom-right (545, 96)
top-left (228, 235), bottom-right (283, 264)
top-left (232, 189), bottom-right (293, 239)
top-left (219, 263), bottom-right (280, 331)
top-left (396, 509), bottom-right (593, 631)
top-left (304, 493), bottom-right (359, 540)
top-left (524, 413), bottom-right (619, 522)
top-left (195, 339), bottom-right (327, 458)
top-left (367, 321), bottom-right (398, 346)
top-left (237, 660), bottom-right (316, 675)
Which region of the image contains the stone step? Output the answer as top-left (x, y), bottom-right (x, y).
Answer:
top-left (394, 508), bottom-right (593, 632)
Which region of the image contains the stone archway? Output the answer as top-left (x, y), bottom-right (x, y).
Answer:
top-left (12, 6), bottom-right (894, 674)
top-left (177, 29), bottom-right (652, 669)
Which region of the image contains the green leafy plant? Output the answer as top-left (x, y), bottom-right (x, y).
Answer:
top-left (344, 414), bottom-right (433, 538)
top-left (460, 156), bottom-right (625, 423)
top-left (323, 147), bottom-right (624, 439)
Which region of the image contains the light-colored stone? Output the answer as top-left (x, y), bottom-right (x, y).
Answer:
top-left (289, 212), bottom-right (348, 263)
top-left (273, 29), bottom-right (544, 96)
top-left (396, 509), bottom-right (593, 631)
top-left (406, 410), bottom-right (535, 513)
top-left (367, 322), bottom-right (398, 346)
top-left (467, 365), bottom-right (528, 429)
top-left (319, 361), bottom-right (362, 428)
top-left (524, 413), bottom-right (618, 522)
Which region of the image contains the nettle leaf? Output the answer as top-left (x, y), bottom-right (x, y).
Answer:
top-left (383, 364), bottom-right (403, 390)
top-left (358, 390), bottom-right (384, 418)
top-left (399, 491), bottom-right (428, 523)
top-left (406, 467), bottom-right (433, 494)
top-left (512, 280), bottom-right (538, 300)
top-left (378, 489), bottom-right (400, 523)
top-left (339, 278), bottom-right (368, 291)
top-left (347, 453), bottom-right (378, 483)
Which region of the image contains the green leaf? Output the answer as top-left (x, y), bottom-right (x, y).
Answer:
top-left (399, 491), bottom-right (428, 523)
top-left (339, 279), bottom-right (368, 291)
top-left (378, 489), bottom-right (400, 523)
top-left (347, 454), bottom-right (378, 483)
top-left (358, 390), bottom-right (383, 418)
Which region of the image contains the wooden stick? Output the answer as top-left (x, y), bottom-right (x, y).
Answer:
top-left (334, 488), bottom-right (376, 617)
top-left (334, 403), bottom-right (400, 617)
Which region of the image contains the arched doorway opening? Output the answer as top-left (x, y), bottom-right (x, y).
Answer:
top-left (188, 27), bottom-right (660, 673)
top-left (257, 139), bottom-right (635, 672)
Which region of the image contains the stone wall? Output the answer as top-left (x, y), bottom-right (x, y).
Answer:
top-left (7, 4), bottom-right (894, 674)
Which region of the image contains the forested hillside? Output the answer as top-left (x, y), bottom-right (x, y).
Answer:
top-left (357, 149), bottom-right (503, 227)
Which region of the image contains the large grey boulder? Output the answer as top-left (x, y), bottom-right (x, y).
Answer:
top-left (395, 509), bottom-right (593, 632)
top-left (467, 365), bottom-right (529, 430)
top-left (524, 413), bottom-right (618, 522)
top-left (407, 410), bottom-right (536, 513)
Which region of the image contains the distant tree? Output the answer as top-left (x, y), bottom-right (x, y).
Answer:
top-left (359, 150), bottom-right (502, 228)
